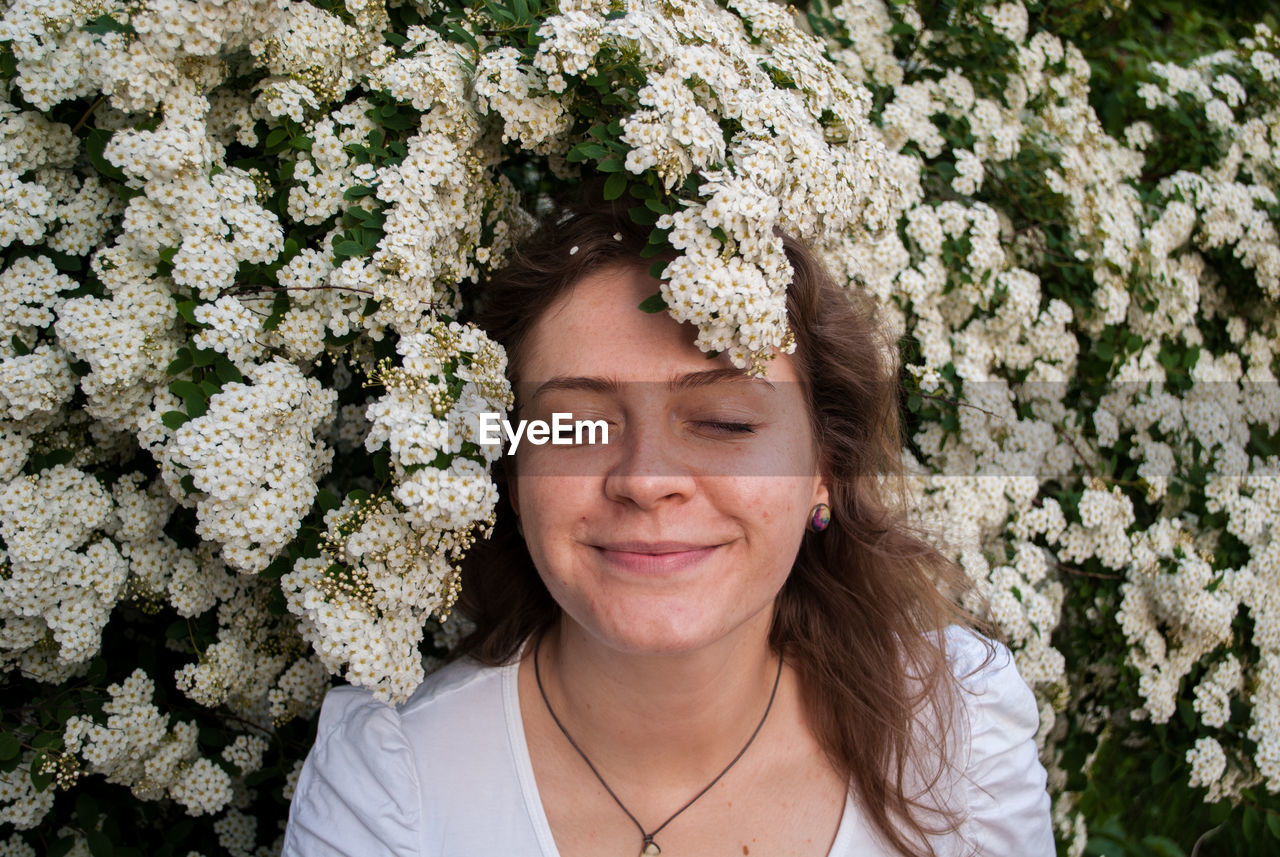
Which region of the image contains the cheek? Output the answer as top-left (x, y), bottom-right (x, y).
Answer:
top-left (733, 478), bottom-right (812, 526)
top-left (513, 477), bottom-right (591, 558)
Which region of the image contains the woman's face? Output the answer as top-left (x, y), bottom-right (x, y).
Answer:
top-left (508, 263), bottom-right (828, 657)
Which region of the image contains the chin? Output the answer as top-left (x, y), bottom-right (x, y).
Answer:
top-left (575, 605), bottom-right (757, 659)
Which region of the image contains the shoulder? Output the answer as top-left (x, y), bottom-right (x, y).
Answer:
top-left (944, 626), bottom-right (1034, 716)
top-left (939, 626), bottom-right (1055, 856)
top-left (282, 657), bottom-right (508, 857)
top-left (308, 655), bottom-right (501, 746)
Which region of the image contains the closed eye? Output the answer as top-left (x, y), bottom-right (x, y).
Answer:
top-left (696, 421), bottom-right (758, 435)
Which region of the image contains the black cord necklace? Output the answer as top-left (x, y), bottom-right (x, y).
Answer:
top-left (533, 633), bottom-right (784, 857)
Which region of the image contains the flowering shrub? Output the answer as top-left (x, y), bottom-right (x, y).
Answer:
top-left (0, 0), bottom-right (1277, 854)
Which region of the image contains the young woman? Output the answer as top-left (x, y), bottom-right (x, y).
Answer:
top-left (282, 200), bottom-right (1055, 857)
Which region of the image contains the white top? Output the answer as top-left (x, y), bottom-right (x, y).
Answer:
top-left (282, 627), bottom-right (1055, 856)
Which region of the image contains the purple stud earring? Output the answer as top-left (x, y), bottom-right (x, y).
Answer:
top-left (807, 503), bottom-right (831, 532)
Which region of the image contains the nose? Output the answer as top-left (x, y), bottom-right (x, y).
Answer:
top-left (602, 416), bottom-right (696, 509)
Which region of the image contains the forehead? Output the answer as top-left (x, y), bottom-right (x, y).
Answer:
top-left (518, 264), bottom-right (802, 385)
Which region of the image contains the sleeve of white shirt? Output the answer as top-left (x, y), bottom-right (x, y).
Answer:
top-left (282, 685), bottom-right (422, 857)
top-left (952, 630), bottom-right (1056, 856)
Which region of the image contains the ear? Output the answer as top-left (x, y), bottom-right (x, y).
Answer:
top-left (810, 470), bottom-right (829, 510)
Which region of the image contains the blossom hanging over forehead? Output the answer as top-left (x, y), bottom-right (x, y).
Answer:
top-left (501, 0), bottom-right (905, 373)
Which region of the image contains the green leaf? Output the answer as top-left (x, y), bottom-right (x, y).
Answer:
top-left (76, 793), bottom-right (100, 829)
top-left (46, 250), bottom-right (83, 272)
top-left (1177, 699), bottom-right (1197, 731)
top-left (1151, 753), bottom-right (1171, 783)
top-left (264, 127), bottom-right (288, 150)
top-left (1267, 813), bottom-right (1280, 839)
top-left (32, 448), bottom-right (74, 469)
top-left (446, 23), bottom-right (478, 50)
top-left (85, 129), bottom-right (125, 181)
top-left (380, 111), bottom-right (416, 131)
top-left (169, 380), bottom-right (204, 404)
top-left (483, 0), bottom-right (516, 24)
top-left (174, 299), bottom-right (201, 326)
top-left (638, 292), bottom-right (666, 313)
top-left (334, 240), bottom-right (365, 259)
top-left (317, 489), bottom-right (341, 513)
top-left (212, 355), bottom-right (243, 385)
top-left (263, 294), bottom-right (290, 332)
top-left (166, 349), bottom-right (193, 376)
top-left (567, 142), bottom-right (609, 163)
top-left (343, 185), bottom-right (375, 200)
top-left (1082, 839), bottom-right (1124, 857)
top-left (629, 205), bottom-right (659, 226)
top-left (1245, 807), bottom-right (1261, 841)
top-left (161, 411), bottom-right (190, 430)
top-left (29, 756), bottom-right (53, 792)
top-left (0, 732), bottom-right (19, 761)
top-left (1139, 835), bottom-right (1186, 857)
top-left (603, 171), bottom-right (627, 201)
top-left (82, 14), bottom-right (131, 35)
top-left (372, 448), bottom-right (390, 481)
top-left (85, 829), bottom-right (114, 857)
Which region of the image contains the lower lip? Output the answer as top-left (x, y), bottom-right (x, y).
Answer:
top-left (595, 546), bottom-right (719, 575)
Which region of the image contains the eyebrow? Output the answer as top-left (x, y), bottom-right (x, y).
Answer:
top-left (528, 368), bottom-right (776, 402)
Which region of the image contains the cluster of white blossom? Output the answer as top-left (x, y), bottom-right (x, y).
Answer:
top-left (164, 360), bottom-right (336, 574)
top-left (282, 321), bottom-right (511, 701)
top-left (822, 3), bottom-right (1278, 843)
top-left (63, 669), bottom-right (233, 816)
top-left (250, 0), bottom-right (385, 121)
top-left (0, 752), bottom-right (53, 831)
top-left (0, 466), bottom-right (123, 676)
top-left (486, 0), bottom-right (902, 372)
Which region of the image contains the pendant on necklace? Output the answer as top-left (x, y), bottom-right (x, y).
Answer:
top-left (640, 842), bottom-right (661, 856)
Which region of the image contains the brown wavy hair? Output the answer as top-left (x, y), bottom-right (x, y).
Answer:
top-left (458, 195), bottom-right (991, 857)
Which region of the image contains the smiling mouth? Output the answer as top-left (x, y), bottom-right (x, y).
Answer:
top-left (591, 542), bottom-right (722, 574)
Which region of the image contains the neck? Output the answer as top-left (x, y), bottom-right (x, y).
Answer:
top-left (532, 618), bottom-right (783, 789)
